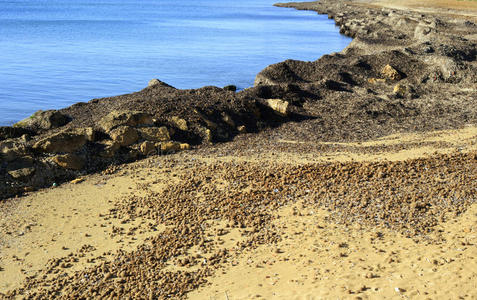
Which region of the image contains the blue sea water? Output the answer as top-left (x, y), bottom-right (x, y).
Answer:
top-left (0, 0), bottom-right (351, 125)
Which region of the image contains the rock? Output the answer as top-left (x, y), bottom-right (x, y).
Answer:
top-left (140, 141), bottom-right (156, 156)
top-left (70, 178), bottom-right (85, 184)
top-left (148, 79), bottom-right (161, 87)
top-left (393, 83), bottom-right (408, 96)
top-left (147, 79), bottom-right (175, 89)
top-left (265, 99), bottom-right (289, 116)
top-left (0, 139), bottom-right (28, 162)
top-left (138, 127), bottom-right (170, 142)
top-left (367, 78), bottom-right (386, 84)
top-left (237, 125), bottom-right (247, 133)
top-left (109, 126), bottom-right (139, 147)
top-left (223, 85), bottom-right (237, 92)
top-left (99, 111), bottom-right (154, 131)
top-left (53, 154), bottom-right (85, 170)
top-left (381, 65), bottom-right (402, 80)
top-left (98, 141), bottom-right (120, 158)
top-left (13, 110), bottom-right (70, 131)
top-left (159, 141), bottom-right (181, 153)
top-left (71, 127), bottom-right (97, 142)
top-left (8, 167), bottom-right (35, 180)
top-left (204, 129), bottom-right (213, 143)
top-left (180, 143), bottom-right (190, 150)
top-left (33, 131), bottom-right (87, 153)
top-left (0, 127), bottom-right (34, 141)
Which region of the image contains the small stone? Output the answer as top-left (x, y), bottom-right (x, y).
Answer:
top-left (70, 178), bottom-right (85, 184)
top-left (395, 287), bottom-right (406, 293)
top-left (179, 143), bottom-right (190, 150)
top-left (393, 83), bottom-right (407, 96)
top-left (237, 125), bottom-right (247, 133)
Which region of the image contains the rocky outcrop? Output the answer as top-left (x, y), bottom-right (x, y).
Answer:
top-left (13, 110), bottom-right (70, 132)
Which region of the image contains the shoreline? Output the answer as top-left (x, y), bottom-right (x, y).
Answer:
top-left (1, 0), bottom-right (476, 298)
top-left (0, 0), bottom-right (351, 127)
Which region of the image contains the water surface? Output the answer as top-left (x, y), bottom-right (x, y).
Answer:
top-left (0, 0), bottom-right (351, 125)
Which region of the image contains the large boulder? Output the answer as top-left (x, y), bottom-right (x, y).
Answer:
top-left (33, 131), bottom-right (87, 153)
top-left (109, 126), bottom-right (139, 146)
top-left (138, 127), bottom-right (170, 142)
top-left (99, 110), bottom-right (154, 131)
top-left (53, 154), bottom-right (85, 170)
top-left (13, 110), bottom-right (70, 132)
top-left (265, 99), bottom-right (289, 117)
